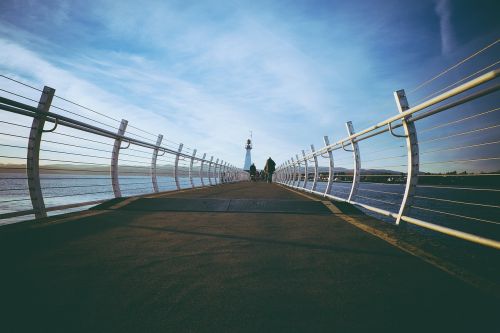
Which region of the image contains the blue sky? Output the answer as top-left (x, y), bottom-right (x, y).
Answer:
top-left (0, 0), bottom-right (498, 169)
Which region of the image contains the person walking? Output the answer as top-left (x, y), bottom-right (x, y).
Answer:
top-left (249, 163), bottom-right (257, 181)
top-left (264, 157), bottom-right (276, 183)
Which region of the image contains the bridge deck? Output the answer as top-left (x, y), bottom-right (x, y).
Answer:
top-left (0, 182), bottom-right (496, 332)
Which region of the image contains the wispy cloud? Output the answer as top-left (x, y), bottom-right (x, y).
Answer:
top-left (435, 0), bottom-right (456, 55)
top-left (2, 0), bottom-right (490, 168)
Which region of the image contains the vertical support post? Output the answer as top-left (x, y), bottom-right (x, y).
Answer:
top-left (310, 144), bottom-right (318, 192)
top-left (394, 89), bottom-right (419, 225)
top-left (199, 153), bottom-right (207, 186)
top-left (174, 143), bottom-right (183, 190)
top-left (290, 157), bottom-right (296, 187)
top-left (151, 134), bottom-right (163, 193)
top-left (208, 156), bottom-right (214, 185)
top-left (346, 121), bottom-right (361, 203)
top-left (323, 136), bottom-right (334, 196)
top-left (189, 149), bottom-right (197, 188)
top-left (223, 162), bottom-right (228, 183)
top-left (295, 154), bottom-right (301, 188)
top-left (111, 119), bottom-right (128, 198)
top-left (218, 160), bottom-right (223, 184)
top-left (301, 150), bottom-right (308, 189)
top-left (287, 160), bottom-right (292, 185)
top-left (27, 86), bottom-right (55, 219)
top-left (214, 158), bottom-right (220, 185)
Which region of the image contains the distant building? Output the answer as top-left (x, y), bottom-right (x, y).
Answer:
top-left (243, 138), bottom-right (252, 171)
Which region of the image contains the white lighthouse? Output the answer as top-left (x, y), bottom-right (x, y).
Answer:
top-left (243, 137), bottom-right (252, 171)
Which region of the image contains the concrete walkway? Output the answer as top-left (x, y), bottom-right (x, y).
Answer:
top-left (0, 182), bottom-right (497, 332)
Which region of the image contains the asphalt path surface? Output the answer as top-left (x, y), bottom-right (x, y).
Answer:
top-left (0, 182), bottom-right (497, 332)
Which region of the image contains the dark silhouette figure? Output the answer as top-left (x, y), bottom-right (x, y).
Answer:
top-left (264, 157), bottom-right (276, 183)
top-left (249, 163), bottom-right (257, 181)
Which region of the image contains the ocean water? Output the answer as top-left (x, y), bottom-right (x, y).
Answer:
top-left (0, 173), bottom-right (208, 224)
top-left (1, 174), bottom-right (498, 240)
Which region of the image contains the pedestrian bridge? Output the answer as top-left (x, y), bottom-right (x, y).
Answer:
top-left (0, 181), bottom-right (497, 332)
top-left (1, 47), bottom-right (499, 331)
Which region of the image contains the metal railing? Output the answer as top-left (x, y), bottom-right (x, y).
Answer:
top-left (0, 82), bottom-right (247, 223)
top-left (275, 69), bottom-right (500, 250)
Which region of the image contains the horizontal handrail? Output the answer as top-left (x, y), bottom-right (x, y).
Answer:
top-left (0, 86), bottom-right (246, 222)
top-left (275, 69), bottom-right (500, 249)
top-left (289, 70), bottom-right (499, 165)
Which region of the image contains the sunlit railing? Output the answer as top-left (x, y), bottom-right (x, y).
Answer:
top-left (274, 70), bottom-right (500, 250)
top-left (0, 81), bottom-right (247, 224)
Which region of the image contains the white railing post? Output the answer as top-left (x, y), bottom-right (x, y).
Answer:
top-left (111, 119), bottom-right (128, 198)
top-left (223, 162), bottom-right (228, 183)
top-left (290, 157), bottom-right (296, 187)
top-left (295, 154), bottom-right (301, 188)
top-left (174, 143), bottom-right (183, 190)
top-left (151, 134), bottom-right (163, 193)
top-left (199, 153), bottom-right (207, 186)
top-left (310, 144), bottom-right (318, 192)
top-left (287, 160), bottom-right (292, 186)
top-left (208, 156), bottom-right (214, 185)
top-left (284, 161), bottom-right (288, 185)
top-left (189, 149), bottom-right (197, 188)
top-left (27, 85), bottom-right (55, 219)
top-left (346, 121), bottom-right (361, 203)
top-left (323, 135), bottom-right (334, 196)
top-left (394, 89), bottom-right (419, 225)
top-left (301, 150), bottom-right (308, 189)
top-left (214, 158), bottom-right (220, 185)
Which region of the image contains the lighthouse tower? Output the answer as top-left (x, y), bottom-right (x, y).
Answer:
top-left (243, 137), bottom-right (252, 171)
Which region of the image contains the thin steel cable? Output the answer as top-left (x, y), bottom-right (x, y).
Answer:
top-left (48, 131), bottom-right (113, 146)
top-left (39, 148), bottom-right (109, 160)
top-left (126, 130), bottom-right (155, 142)
top-left (0, 143), bottom-right (25, 149)
top-left (52, 94), bottom-right (121, 123)
top-left (419, 124), bottom-right (500, 145)
top-left (358, 187), bottom-right (404, 196)
top-left (0, 197), bottom-right (31, 203)
top-left (418, 173), bottom-right (500, 177)
top-left (0, 74), bottom-right (42, 92)
top-left (412, 206), bottom-right (500, 225)
top-left (419, 157), bottom-right (500, 166)
top-left (0, 88), bottom-right (39, 103)
top-left (0, 120), bottom-right (31, 128)
top-left (38, 167), bottom-right (108, 173)
top-left (51, 104), bottom-right (118, 130)
top-left (0, 188), bottom-right (28, 192)
top-left (419, 107), bottom-right (499, 134)
top-left (127, 124), bottom-right (158, 138)
top-left (40, 177), bottom-right (110, 180)
top-left (421, 141), bottom-right (500, 155)
top-left (355, 194), bottom-right (399, 206)
top-left (409, 39), bottom-right (499, 93)
top-left (42, 139), bottom-right (111, 153)
top-left (417, 185), bottom-right (500, 192)
top-left (415, 59), bottom-right (500, 103)
top-left (361, 154), bottom-right (407, 163)
top-left (362, 145), bottom-right (405, 156)
top-left (38, 158), bottom-right (108, 166)
top-left (0, 155), bottom-right (24, 160)
top-left (0, 132), bottom-right (27, 139)
top-left (119, 152), bottom-right (152, 160)
top-left (415, 195), bottom-right (499, 209)
top-left (42, 183), bottom-right (112, 189)
top-left (43, 189), bottom-right (114, 199)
